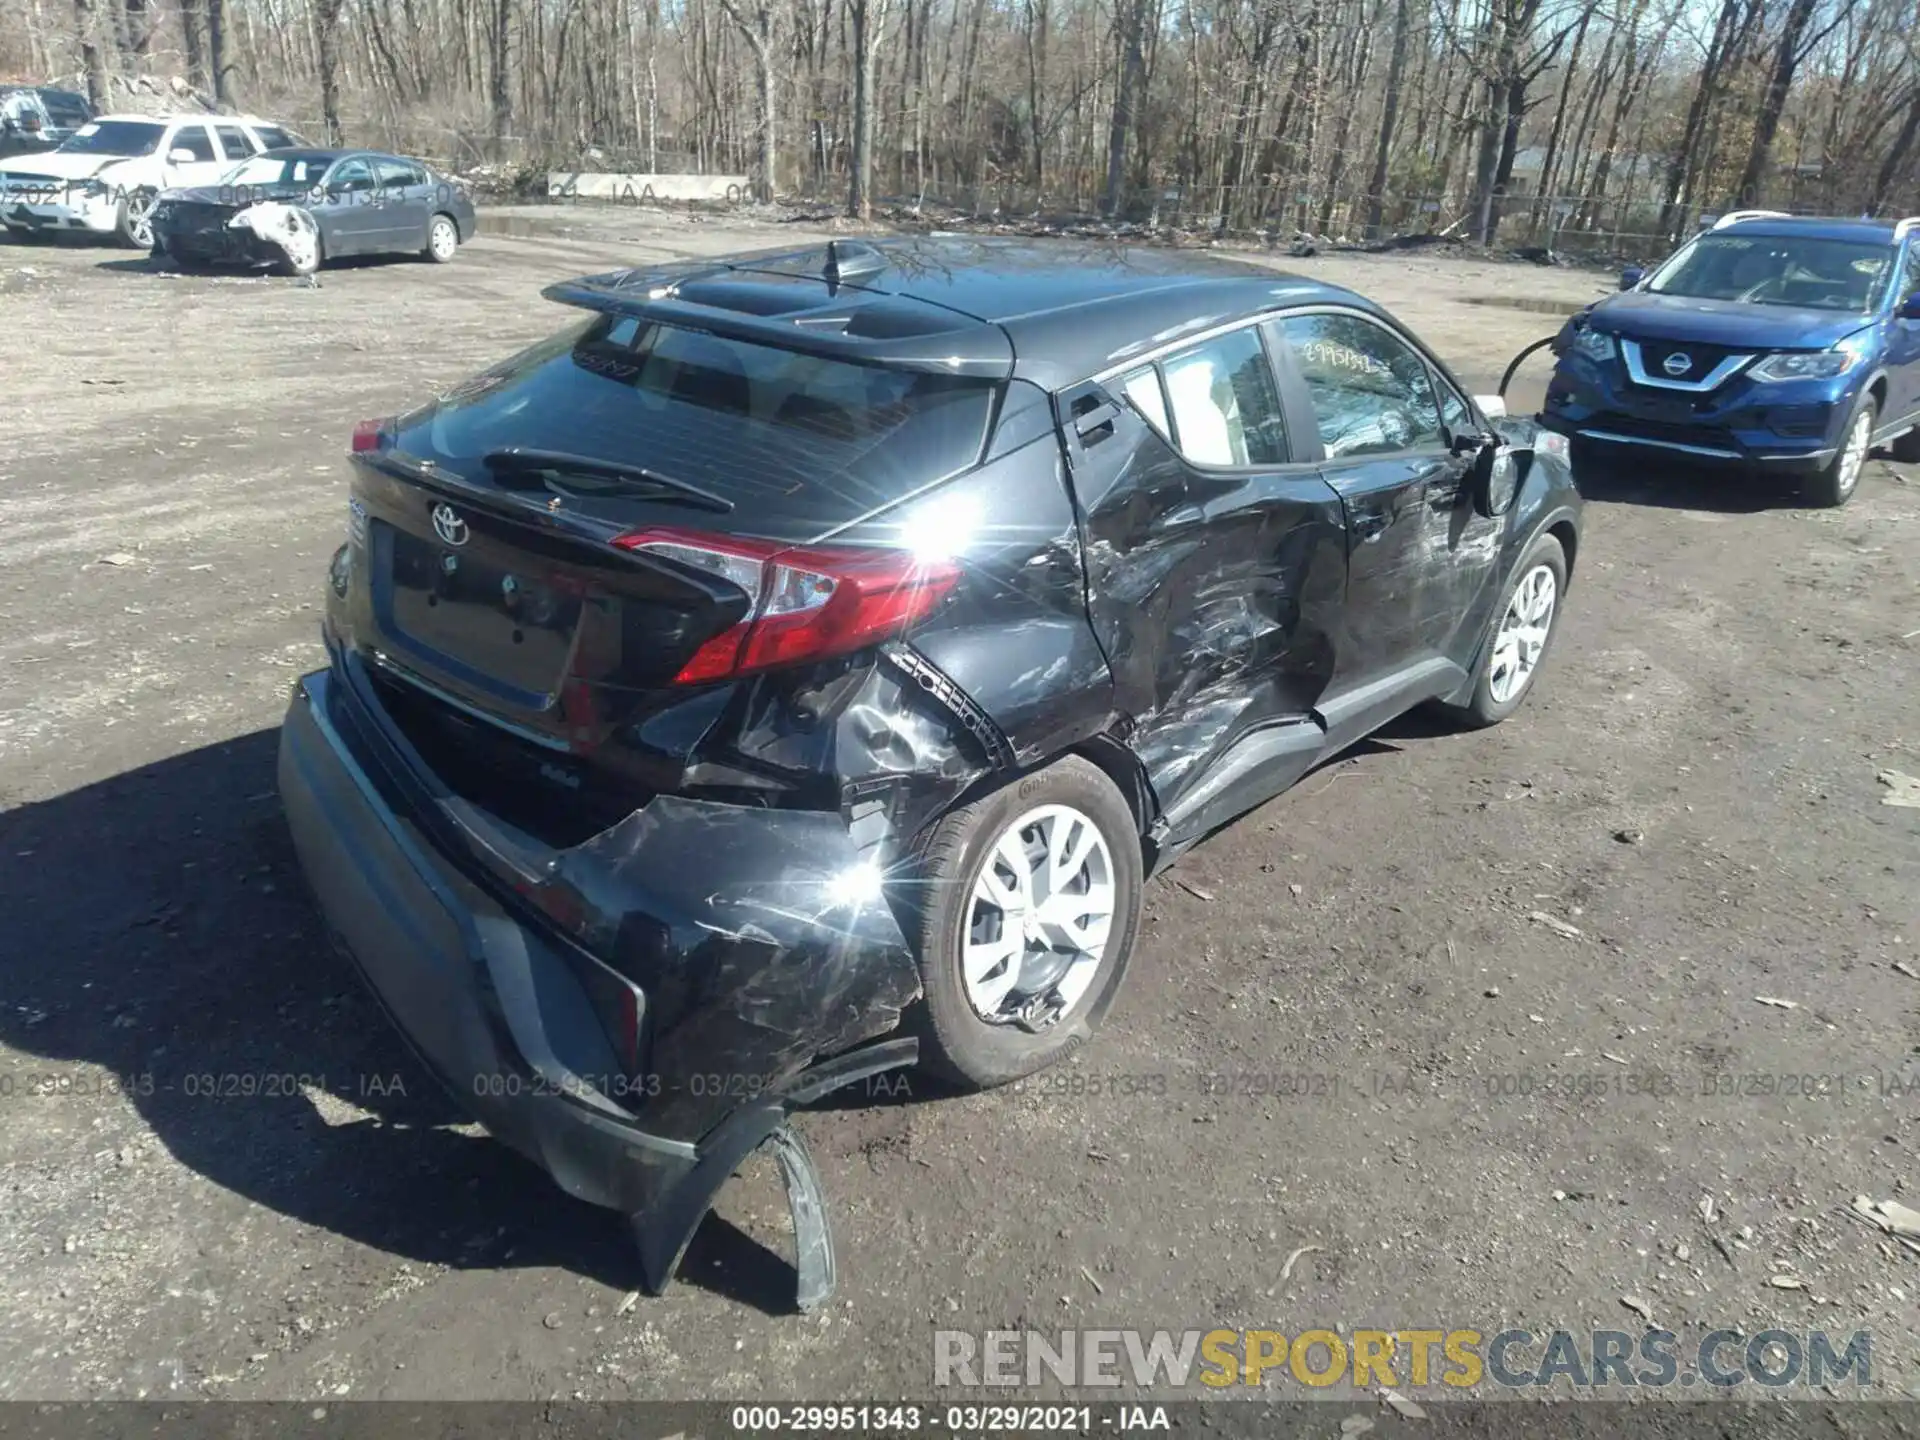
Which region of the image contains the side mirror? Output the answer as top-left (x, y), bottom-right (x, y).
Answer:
top-left (1899, 293), bottom-right (1920, 321)
top-left (1472, 443), bottom-right (1521, 518)
top-left (1619, 266), bottom-right (1645, 291)
top-left (167, 147), bottom-right (195, 164)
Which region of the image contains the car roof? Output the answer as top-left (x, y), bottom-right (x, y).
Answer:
top-left (86, 112), bottom-right (284, 126)
top-left (551, 236), bottom-right (1380, 390)
top-left (1715, 215), bottom-right (1903, 244)
top-left (257, 147), bottom-right (347, 164)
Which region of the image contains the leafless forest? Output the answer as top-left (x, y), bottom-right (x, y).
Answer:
top-left (3, 0), bottom-right (1918, 248)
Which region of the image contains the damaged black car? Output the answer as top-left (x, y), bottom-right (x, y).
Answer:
top-left (150, 147), bottom-right (477, 275)
top-left (278, 237), bottom-right (1582, 1306)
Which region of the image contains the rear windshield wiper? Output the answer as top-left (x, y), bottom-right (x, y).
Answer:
top-left (482, 448), bottom-right (734, 513)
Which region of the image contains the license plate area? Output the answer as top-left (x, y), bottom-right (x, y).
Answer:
top-left (374, 521), bottom-right (583, 704)
top-left (1635, 395), bottom-right (1698, 425)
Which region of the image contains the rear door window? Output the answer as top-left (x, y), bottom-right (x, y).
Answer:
top-left (1115, 326), bottom-right (1289, 467)
top-left (1118, 368), bottom-right (1170, 438)
top-left (374, 157), bottom-right (425, 188)
top-left (253, 126), bottom-right (296, 150)
top-left (170, 124), bottom-right (217, 161)
top-left (213, 124), bottom-right (257, 159)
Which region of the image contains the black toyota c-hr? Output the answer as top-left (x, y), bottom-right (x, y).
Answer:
top-left (279, 237), bottom-right (1582, 1305)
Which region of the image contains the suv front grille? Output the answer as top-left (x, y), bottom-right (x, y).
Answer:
top-left (1625, 337), bottom-right (1747, 389)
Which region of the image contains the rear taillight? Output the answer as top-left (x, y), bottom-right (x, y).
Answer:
top-left (350, 417), bottom-right (394, 454)
top-left (613, 526), bottom-right (961, 684)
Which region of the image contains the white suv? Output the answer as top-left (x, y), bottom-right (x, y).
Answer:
top-left (0, 113), bottom-right (302, 247)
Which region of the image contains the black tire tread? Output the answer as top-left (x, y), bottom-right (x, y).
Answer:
top-left (1433, 530), bottom-right (1568, 731)
top-left (1804, 395), bottom-right (1876, 508)
top-left (896, 756), bottom-right (1140, 1091)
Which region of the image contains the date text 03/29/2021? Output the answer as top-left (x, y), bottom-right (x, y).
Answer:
top-left (729, 1406), bottom-right (1166, 1433)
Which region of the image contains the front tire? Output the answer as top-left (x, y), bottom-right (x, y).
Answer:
top-left (900, 757), bottom-right (1142, 1089)
top-left (1805, 395), bottom-right (1875, 508)
top-left (116, 188), bottom-right (157, 248)
top-left (1437, 531), bottom-right (1568, 730)
top-left (274, 230), bottom-right (322, 278)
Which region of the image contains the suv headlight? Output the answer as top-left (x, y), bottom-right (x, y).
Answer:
top-left (1749, 347), bottom-right (1863, 382)
top-left (1572, 327), bottom-right (1616, 364)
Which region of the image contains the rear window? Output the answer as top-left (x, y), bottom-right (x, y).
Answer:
top-left (411, 314), bottom-right (999, 509)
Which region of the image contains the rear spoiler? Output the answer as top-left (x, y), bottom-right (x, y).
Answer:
top-left (543, 263), bottom-right (1015, 380)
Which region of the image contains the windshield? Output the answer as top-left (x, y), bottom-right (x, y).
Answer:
top-left (220, 153), bottom-right (329, 187)
top-left (57, 120), bottom-right (164, 157)
top-left (1646, 233), bottom-right (1896, 312)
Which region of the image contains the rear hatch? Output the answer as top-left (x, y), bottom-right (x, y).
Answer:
top-left (342, 259), bottom-right (1010, 816)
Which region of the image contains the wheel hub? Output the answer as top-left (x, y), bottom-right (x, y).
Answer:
top-left (961, 802), bottom-right (1116, 1026)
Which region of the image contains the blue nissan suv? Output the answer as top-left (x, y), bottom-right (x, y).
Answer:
top-left (1543, 212), bottom-right (1920, 506)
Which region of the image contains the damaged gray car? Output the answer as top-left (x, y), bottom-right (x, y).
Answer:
top-left (151, 147), bottom-right (476, 275)
top-left (279, 237), bottom-right (1582, 1307)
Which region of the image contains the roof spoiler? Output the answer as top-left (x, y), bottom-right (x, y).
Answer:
top-left (541, 269), bottom-right (1013, 379)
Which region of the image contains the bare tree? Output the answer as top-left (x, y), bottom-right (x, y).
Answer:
top-left (5, 0), bottom-right (1917, 247)
top-left (848, 0), bottom-right (892, 217)
top-left (1365, 0), bottom-right (1415, 238)
top-left (69, 0), bottom-right (107, 107)
top-left (718, 0), bottom-right (785, 198)
top-left (1736, 0), bottom-right (1855, 202)
top-left (315, 0), bottom-right (345, 143)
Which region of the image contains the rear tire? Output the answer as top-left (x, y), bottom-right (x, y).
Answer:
top-left (1804, 395), bottom-right (1874, 507)
top-left (1435, 531), bottom-right (1569, 730)
top-left (423, 213), bottom-right (459, 263)
top-left (899, 757), bottom-right (1142, 1089)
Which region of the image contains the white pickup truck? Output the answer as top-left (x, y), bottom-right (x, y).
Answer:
top-left (0, 112), bottom-right (303, 246)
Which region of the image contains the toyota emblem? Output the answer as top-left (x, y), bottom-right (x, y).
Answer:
top-left (430, 502), bottom-right (469, 547)
top-left (1662, 351), bottom-right (1693, 377)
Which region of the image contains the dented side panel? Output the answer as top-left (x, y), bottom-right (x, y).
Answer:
top-left (1056, 383), bottom-right (1347, 815)
top-left (863, 437), bottom-right (1117, 765)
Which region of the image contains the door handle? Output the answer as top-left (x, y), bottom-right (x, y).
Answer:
top-left (1353, 510), bottom-right (1392, 542)
top-left (1072, 398), bottom-right (1122, 443)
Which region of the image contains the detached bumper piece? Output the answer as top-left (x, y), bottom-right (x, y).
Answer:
top-left (277, 664), bottom-right (921, 1310)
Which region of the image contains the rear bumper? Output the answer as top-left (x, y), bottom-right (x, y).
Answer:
top-left (277, 661), bottom-right (920, 1294)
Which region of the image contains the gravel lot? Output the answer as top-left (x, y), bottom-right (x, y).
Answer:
top-left (1, 207), bottom-right (1916, 1408)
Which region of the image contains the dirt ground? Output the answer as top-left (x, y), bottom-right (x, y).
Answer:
top-left (1, 206), bottom-right (1917, 1409)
